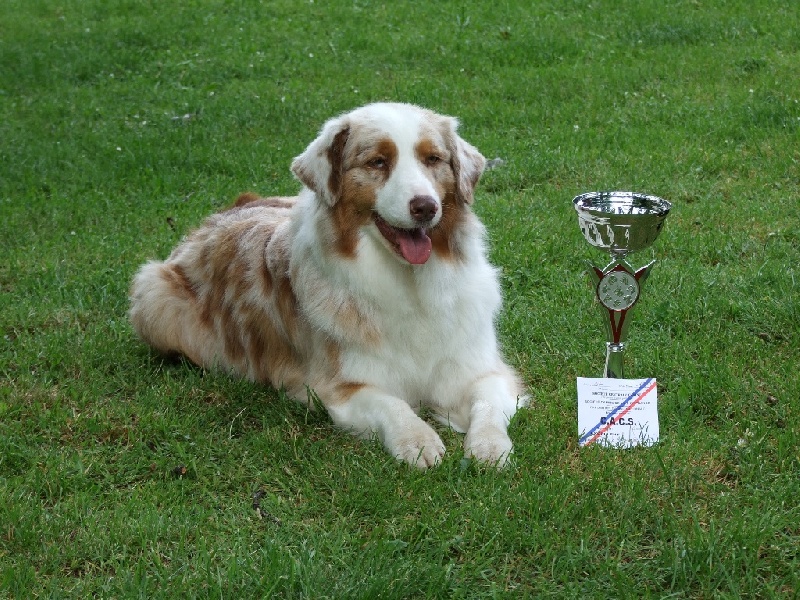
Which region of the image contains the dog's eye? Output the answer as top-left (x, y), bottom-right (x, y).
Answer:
top-left (425, 155), bottom-right (442, 167)
top-left (367, 157), bottom-right (388, 169)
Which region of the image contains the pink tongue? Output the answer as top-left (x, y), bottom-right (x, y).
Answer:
top-left (397, 229), bottom-right (432, 265)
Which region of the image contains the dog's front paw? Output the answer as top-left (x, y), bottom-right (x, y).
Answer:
top-left (385, 423), bottom-right (446, 469)
top-left (464, 426), bottom-right (513, 468)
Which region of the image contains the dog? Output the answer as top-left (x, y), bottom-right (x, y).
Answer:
top-left (129, 103), bottom-right (525, 468)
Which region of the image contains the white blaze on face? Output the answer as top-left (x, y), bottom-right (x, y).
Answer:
top-left (369, 107), bottom-right (442, 230)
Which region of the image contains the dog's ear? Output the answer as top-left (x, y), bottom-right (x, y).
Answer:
top-left (443, 116), bottom-right (486, 205)
top-left (291, 117), bottom-right (351, 207)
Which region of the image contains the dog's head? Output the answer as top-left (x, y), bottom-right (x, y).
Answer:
top-left (291, 103), bottom-right (486, 264)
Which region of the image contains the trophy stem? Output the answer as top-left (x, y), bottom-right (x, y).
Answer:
top-left (585, 259), bottom-right (655, 379)
top-left (604, 342), bottom-right (625, 378)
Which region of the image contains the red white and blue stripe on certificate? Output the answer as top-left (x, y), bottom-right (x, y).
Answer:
top-left (579, 378), bottom-right (658, 447)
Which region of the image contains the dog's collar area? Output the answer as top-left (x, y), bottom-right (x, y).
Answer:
top-left (372, 213), bottom-right (432, 265)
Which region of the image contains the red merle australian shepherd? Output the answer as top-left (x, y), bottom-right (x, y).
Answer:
top-left (129, 103), bottom-right (525, 468)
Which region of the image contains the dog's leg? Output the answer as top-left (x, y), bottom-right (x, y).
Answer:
top-left (326, 387), bottom-right (446, 468)
top-left (462, 373), bottom-right (522, 467)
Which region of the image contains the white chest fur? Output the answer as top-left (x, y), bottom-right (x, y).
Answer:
top-left (331, 227), bottom-right (504, 411)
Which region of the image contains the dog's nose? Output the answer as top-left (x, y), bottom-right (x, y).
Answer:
top-left (409, 195), bottom-right (438, 223)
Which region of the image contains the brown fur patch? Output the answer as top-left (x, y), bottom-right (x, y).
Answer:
top-left (335, 381), bottom-right (366, 402)
top-left (221, 306), bottom-right (245, 362)
top-left (245, 311), bottom-right (304, 389)
top-left (329, 137), bottom-right (398, 258)
top-left (414, 139), bottom-right (445, 166)
top-left (276, 278), bottom-right (298, 339)
top-left (163, 264), bottom-right (197, 301)
top-left (429, 184), bottom-right (466, 261)
top-left (327, 126), bottom-right (350, 201)
top-left (234, 192), bottom-right (261, 207)
top-left (232, 195), bottom-right (297, 211)
top-left (196, 224), bottom-right (246, 327)
top-left (364, 138), bottom-right (398, 181)
top-left (332, 176), bottom-right (377, 258)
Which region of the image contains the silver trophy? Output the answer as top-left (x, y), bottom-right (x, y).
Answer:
top-left (573, 191), bottom-right (672, 378)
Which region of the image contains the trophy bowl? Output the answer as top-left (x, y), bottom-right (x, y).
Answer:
top-left (573, 191), bottom-right (672, 256)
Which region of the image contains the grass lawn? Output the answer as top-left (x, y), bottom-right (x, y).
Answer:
top-left (1, 0), bottom-right (798, 597)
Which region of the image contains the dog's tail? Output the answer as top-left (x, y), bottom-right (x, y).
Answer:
top-left (128, 261), bottom-right (211, 365)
